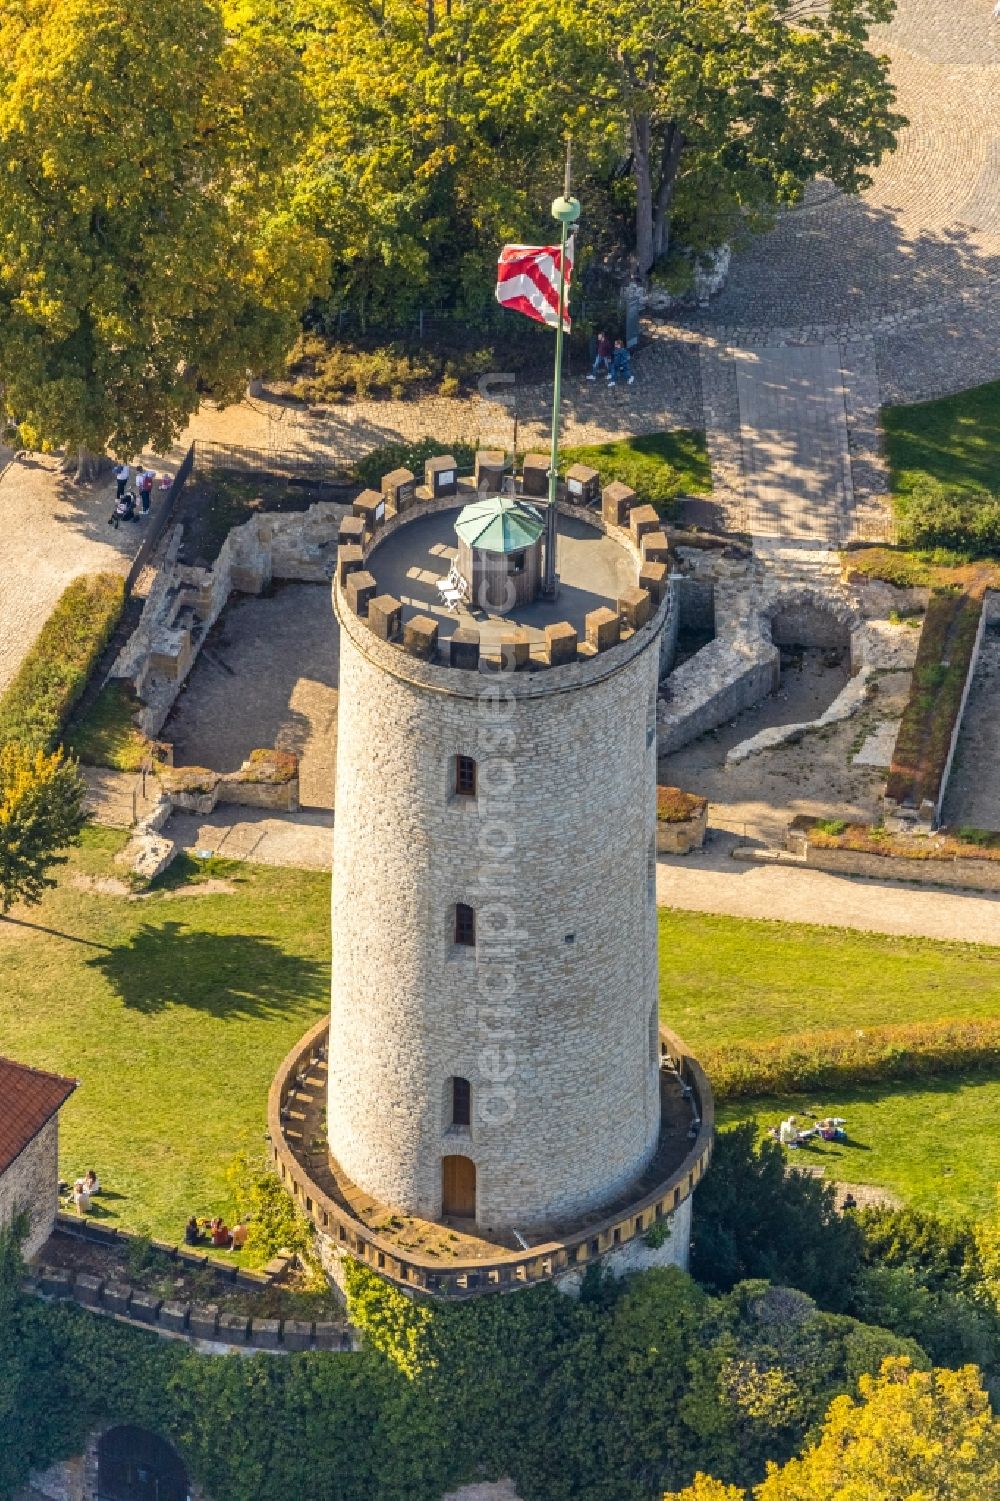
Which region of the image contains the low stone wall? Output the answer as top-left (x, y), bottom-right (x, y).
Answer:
top-left (655, 805), bottom-right (708, 854)
top-left (884, 594), bottom-right (986, 833)
top-left (785, 832), bottom-right (1000, 893)
top-left (28, 1218), bottom-right (356, 1354)
top-left (658, 547), bottom-right (873, 757)
top-left (659, 637), bottom-right (779, 754)
top-left (29, 1264), bottom-right (354, 1352)
top-left (160, 750), bottom-right (299, 815)
top-left (112, 499), bottom-right (349, 737)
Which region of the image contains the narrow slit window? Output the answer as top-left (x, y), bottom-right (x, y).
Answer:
top-left (455, 903), bottom-right (476, 947)
top-left (455, 755), bottom-right (477, 797)
top-left (452, 1076), bottom-right (471, 1127)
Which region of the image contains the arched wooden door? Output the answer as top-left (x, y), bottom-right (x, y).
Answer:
top-left (97, 1425), bottom-right (189, 1501)
top-left (441, 1154), bottom-right (476, 1218)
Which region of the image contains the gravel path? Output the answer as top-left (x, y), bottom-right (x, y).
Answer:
top-left (0, 454), bottom-right (168, 695)
top-left (657, 833), bottom-right (1000, 946)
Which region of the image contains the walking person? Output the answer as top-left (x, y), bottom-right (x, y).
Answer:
top-left (137, 468), bottom-right (153, 514)
top-left (114, 461), bottom-right (130, 500)
top-left (607, 339), bottom-right (635, 388)
top-left (587, 330), bottom-right (614, 382)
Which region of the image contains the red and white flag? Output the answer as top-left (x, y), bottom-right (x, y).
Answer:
top-left (496, 239), bottom-right (574, 332)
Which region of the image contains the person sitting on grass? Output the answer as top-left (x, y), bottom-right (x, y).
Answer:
top-left (778, 1115), bottom-right (815, 1148)
top-left (818, 1117), bottom-right (847, 1142)
top-left (184, 1215), bottom-right (203, 1246)
top-left (209, 1216), bottom-right (230, 1248)
top-left (229, 1220), bottom-right (248, 1251)
top-left (72, 1179), bottom-right (91, 1215)
top-left (83, 1169), bottom-right (101, 1195)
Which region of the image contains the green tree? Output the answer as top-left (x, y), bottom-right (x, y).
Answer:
top-left (755, 1357), bottom-right (1000, 1501)
top-left (974, 1186), bottom-right (1000, 1316)
top-left (296, 0), bottom-right (566, 330)
top-left (0, 744), bottom-right (85, 914)
top-left (690, 1124), bottom-right (863, 1310)
top-left (514, 0), bottom-right (904, 280)
top-left (0, 0), bottom-right (328, 476)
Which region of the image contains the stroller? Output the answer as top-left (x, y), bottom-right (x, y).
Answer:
top-left (108, 491), bottom-right (136, 529)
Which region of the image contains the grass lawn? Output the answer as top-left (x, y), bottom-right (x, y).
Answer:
top-left (65, 679), bottom-right (154, 772)
top-left (660, 910), bottom-right (1000, 1220)
top-left (660, 910), bottom-right (1000, 1045)
top-left (0, 828), bottom-right (329, 1254)
top-left (4, 846), bottom-right (997, 1243)
top-left (716, 1075), bottom-right (1000, 1221)
top-left (882, 380), bottom-right (1000, 503)
top-left (560, 431), bottom-right (712, 511)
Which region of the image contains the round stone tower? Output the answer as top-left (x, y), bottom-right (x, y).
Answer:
top-left (327, 501), bottom-right (667, 1236)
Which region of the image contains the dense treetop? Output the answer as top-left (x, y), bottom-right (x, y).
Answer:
top-left (0, 0), bottom-right (902, 456)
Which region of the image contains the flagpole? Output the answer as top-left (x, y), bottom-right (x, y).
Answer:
top-left (543, 141), bottom-right (580, 597)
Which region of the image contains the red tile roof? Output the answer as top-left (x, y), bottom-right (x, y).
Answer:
top-left (0, 1057), bottom-right (78, 1175)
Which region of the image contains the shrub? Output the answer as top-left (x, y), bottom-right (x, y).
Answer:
top-left (898, 477), bottom-right (1000, 557)
top-left (353, 437), bottom-right (477, 490)
top-left (700, 1017), bottom-right (1000, 1100)
top-left (0, 574), bottom-right (125, 752)
top-left (284, 336), bottom-right (439, 404)
top-left (225, 1151), bottom-right (322, 1278)
top-left (657, 786), bottom-right (708, 823)
top-left (846, 1205), bottom-right (1000, 1378)
top-left (690, 1124), bottom-right (864, 1311)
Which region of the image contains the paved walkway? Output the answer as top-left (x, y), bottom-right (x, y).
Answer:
top-left (139, 804), bottom-right (1000, 950)
top-left (0, 454), bottom-right (169, 694)
top-left (656, 834), bottom-right (1000, 947)
top-left (735, 344), bottom-right (853, 543)
top-left (167, 807), bottom-right (334, 869)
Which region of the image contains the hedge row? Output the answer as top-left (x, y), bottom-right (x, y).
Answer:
top-left (702, 1017), bottom-right (1000, 1101)
top-left (0, 574), bottom-right (125, 753)
top-left (884, 589), bottom-right (983, 810)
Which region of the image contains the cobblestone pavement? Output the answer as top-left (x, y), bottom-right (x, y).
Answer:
top-left (735, 344), bottom-right (853, 542)
top-left (656, 833), bottom-right (1000, 947)
top-left (680, 1), bottom-right (1000, 341)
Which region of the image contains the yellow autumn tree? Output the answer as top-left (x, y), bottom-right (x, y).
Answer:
top-left (0, 0), bottom-right (329, 476)
top-left (755, 1357), bottom-right (1000, 1501)
top-left (0, 744), bottom-right (84, 913)
top-left (665, 1474), bottom-right (746, 1501)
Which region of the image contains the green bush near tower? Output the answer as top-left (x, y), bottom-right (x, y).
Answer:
top-left (0, 1222), bottom-right (924, 1501)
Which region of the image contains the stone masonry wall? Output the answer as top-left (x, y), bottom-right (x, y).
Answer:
top-left (0, 1116), bottom-right (60, 1261)
top-left (329, 570), bottom-right (667, 1235)
top-left (554, 1195), bottom-right (692, 1298)
top-left (796, 842), bottom-right (1000, 894)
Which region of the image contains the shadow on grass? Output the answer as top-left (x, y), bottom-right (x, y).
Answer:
top-left (86, 920), bottom-right (325, 1017)
top-left (1, 915), bottom-right (112, 949)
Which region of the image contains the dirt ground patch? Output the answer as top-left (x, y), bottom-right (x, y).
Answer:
top-left (941, 625), bottom-right (1000, 832)
top-left (661, 651), bottom-right (912, 844)
top-left (163, 582), bottom-right (339, 810)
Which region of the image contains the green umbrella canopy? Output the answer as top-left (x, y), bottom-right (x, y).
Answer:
top-left (454, 495), bottom-right (545, 554)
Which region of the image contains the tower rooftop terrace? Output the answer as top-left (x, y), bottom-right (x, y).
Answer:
top-left (365, 502), bottom-right (638, 652)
